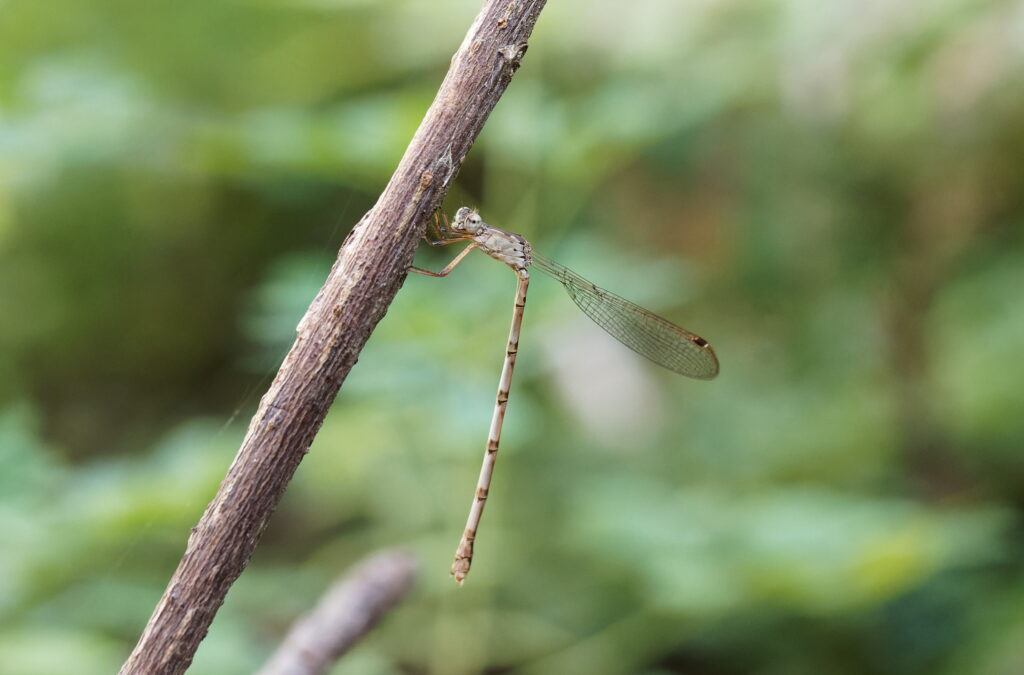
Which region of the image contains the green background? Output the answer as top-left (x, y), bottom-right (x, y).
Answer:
top-left (2, 0), bottom-right (1023, 673)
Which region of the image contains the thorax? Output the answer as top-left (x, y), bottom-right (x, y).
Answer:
top-left (473, 225), bottom-right (532, 272)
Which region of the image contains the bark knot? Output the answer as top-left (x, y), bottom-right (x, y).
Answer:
top-left (498, 42), bottom-right (529, 71)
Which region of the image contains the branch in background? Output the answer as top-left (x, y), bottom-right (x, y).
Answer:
top-left (257, 550), bottom-right (418, 675)
top-left (119, 1), bottom-right (548, 672)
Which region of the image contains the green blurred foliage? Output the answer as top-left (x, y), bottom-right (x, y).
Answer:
top-left (2, 0), bottom-right (1024, 673)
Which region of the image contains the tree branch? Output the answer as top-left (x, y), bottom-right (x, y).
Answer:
top-left (257, 550), bottom-right (418, 675)
top-left (119, 2), bottom-right (547, 672)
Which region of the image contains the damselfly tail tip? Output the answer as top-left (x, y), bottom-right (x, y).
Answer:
top-left (452, 531), bottom-right (474, 584)
top-left (451, 563), bottom-right (469, 585)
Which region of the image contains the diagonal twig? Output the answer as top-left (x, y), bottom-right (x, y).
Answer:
top-left (119, 2), bottom-right (547, 672)
top-left (257, 550), bottom-right (418, 675)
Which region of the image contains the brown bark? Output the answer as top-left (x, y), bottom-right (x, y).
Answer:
top-left (257, 550), bottom-right (418, 675)
top-left (119, 2), bottom-right (547, 672)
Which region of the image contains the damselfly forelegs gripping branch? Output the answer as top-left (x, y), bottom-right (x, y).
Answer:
top-left (410, 207), bottom-right (719, 584)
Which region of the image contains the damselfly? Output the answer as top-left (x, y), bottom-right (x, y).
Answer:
top-left (411, 207), bottom-right (719, 583)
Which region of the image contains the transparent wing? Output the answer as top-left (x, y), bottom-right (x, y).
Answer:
top-left (532, 254), bottom-right (720, 379)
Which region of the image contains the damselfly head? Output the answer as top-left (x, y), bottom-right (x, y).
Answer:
top-left (453, 207), bottom-right (484, 235)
